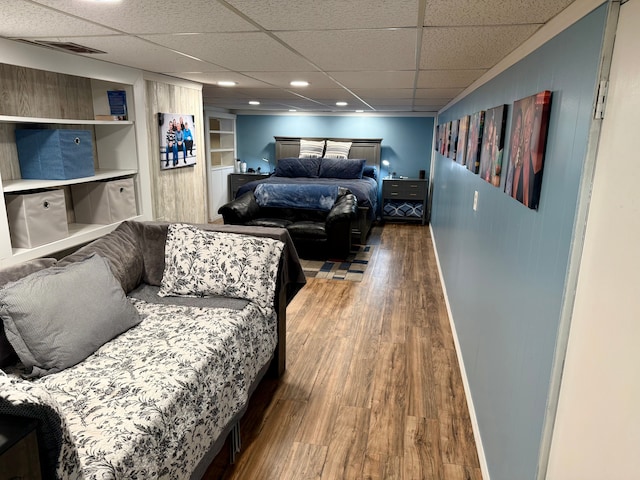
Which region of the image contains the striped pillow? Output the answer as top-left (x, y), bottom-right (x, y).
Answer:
top-left (299, 139), bottom-right (325, 158)
top-left (323, 140), bottom-right (352, 159)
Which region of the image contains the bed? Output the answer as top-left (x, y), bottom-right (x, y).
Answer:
top-left (236, 136), bottom-right (382, 244)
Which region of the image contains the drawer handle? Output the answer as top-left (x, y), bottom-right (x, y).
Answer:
top-left (409, 193), bottom-right (417, 196)
top-left (43, 201), bottom-right (50, 209)
top-left (390, 192), bottom-right (398, 196)
top-left (74, 137), bottom-right (81, 145)
top-left (120, 187), bottom-right (125, 193)
top-left (410, 185), bottom-right (418, 188)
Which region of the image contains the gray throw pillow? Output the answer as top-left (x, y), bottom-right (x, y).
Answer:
top-left (0, 258), bottom-right (58, 367)
top-left (0, 254), bottom-right (141, 377)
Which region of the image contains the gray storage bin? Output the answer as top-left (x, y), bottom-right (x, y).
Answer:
top-left (5, 189), bottom-right (69, 248)
top-left (71, 178), bottom-right (137, 225)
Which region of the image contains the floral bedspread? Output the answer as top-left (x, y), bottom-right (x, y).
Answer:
top-left (1, 298), bottom-right (277, 479)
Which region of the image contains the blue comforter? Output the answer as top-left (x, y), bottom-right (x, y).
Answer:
top-left (237, 176), bottom-right (379, 215)
top-left (254, 183), bottom-right (340, 211)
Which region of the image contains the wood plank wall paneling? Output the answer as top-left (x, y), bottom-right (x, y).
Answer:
top-left (144, 80), bottom-right (206, 224)
top-left (0, 63), bottom-right (94, 120)
top-left (205, 224), bottom-right (483, 480)
top-left (0, 63), bottom-right (98, 224)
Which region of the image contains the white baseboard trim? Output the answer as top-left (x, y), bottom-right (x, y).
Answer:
top-left (429, 226), bottom-right (490, 480)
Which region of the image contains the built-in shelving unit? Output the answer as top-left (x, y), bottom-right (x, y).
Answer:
top-left (0, 38), bottom-right (152, 266)
top-left (204, 109), bottom-right (236, 221)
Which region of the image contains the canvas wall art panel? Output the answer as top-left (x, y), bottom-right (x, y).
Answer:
top-left (456, 115), bottom-right (470, 165)
top-left (466, 110), bottom-right (485, 173)
top-left (504, 91), bottom-right (552, 209)
top-left (478, 105), bottom-right (507, 187)
top-left (158, 112), bottom-right (197, 170)
top-left (449, 119), bottom-right (459, 160)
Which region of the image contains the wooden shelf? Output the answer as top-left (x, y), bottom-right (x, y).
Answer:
top-left (209, 130), bottom-right (234, 134)
top-left (2, 169), bottom-right (137, 193)
top-left (10, 216), bottom-right (144, 263)
top-left (0, 115), bottom-right (133, 125)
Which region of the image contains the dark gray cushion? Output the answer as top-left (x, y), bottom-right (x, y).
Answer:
top-left (274, 157), bottom-right (321, 178)
top-left (0, 258), bottom-right (57, 368)
top-left (0, 254), bottom-right (141, 377)
top-left (57, 221), bottom-right (144, 293)
top-left (319, 158), bottom-right (366, 179)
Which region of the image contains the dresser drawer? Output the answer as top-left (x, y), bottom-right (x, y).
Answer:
top-left (382, 180), bottom-right (427, 199)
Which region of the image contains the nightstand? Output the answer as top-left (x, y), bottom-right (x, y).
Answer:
top-left (0, 415), bottom-right (42, 479)
top-left (228, 173), bottom-right (270, 200)
top-left (382, 178), bottom-right (428, 225)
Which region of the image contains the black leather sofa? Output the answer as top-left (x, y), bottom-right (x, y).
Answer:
top-left (218, 188), bottom-right (357, 260)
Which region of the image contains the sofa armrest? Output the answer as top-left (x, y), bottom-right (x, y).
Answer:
top-left (218, 191), bottom-right (261, 224)
top-left (326, 192), bottom-right (357, 228)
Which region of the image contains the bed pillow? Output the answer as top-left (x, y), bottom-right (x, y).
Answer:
top-left (298, 139), bottom-right (325, 158)
top-left (159, 224), bottom-right (285, 311)
top-left (274, 157), bottom-right (321, 178)
top-left (319, 157), bottom-right (366, 179)
top-left (363, 165), bottom-right (378, 180)
top-left (0, 258), bottom-right (58, 368)
top-left (323, 140), bottom-right (352, 159)
top-left (0, 254), bottom-right (141, 377)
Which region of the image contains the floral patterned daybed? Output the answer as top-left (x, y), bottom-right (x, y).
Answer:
top-left (0, 221), bottom-right (305, 479)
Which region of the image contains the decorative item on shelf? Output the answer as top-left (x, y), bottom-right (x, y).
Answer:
top-left (107, 90), bottom-right (127, 121)
top-left (158, 112), bottom-right (197, 170)
top-left (240, 162), bottom-right (247, 173)
top-left (235, 158), bottom-right (242, 173)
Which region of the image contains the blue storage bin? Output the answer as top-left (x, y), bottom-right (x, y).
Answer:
top-left (15, 129), bottom-right (95, 180)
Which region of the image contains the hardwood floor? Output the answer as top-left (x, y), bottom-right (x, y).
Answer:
top-left (205, 223), bottom-right (482, 480)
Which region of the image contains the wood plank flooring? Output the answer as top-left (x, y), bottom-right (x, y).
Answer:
top-left (205, 223), bottom-right (482, 480)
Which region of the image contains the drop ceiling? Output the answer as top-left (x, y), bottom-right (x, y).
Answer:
top-left (0, 0), bottom-right (576, 113)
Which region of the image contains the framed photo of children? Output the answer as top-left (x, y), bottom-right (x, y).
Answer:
top-left (504, 91), bottom-right (552, 209)
top-left (158, 113), bottom-right (196, 170)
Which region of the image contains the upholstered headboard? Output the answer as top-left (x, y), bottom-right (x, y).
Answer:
top-left (274, 136), bottom-right (382, 169)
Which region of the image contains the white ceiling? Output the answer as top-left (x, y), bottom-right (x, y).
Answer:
top-left (0, 0), bottom-right (576, 113)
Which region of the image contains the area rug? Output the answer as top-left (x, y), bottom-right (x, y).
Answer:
top-left (300, 245), bottom-right (373, 282)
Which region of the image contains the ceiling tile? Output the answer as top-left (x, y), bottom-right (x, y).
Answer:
top-left (31, 35), bottom-right (218, 73)
top-left (330, 71), bottom-right (417, 89)
top-left (415, 87), bottom-right (464, 99)
top-left (241, 71), bottom-right (342, 89)
top-left (353, 89), bottom-right (415, 100)
top-left (420, 25), bottom-right (541, 69)
top-left (177, 72), bottom-right (270, 88)
top-left (227, 0), bottom-right (418, 30)
top-left (141, 32), bottom-right (312, 72)
top-left (0, 1), bottom-right (116, 37)
top-left (276, 29), bottom-right (417, 71)
top-left (423, 0), bottom-right (575, 26)
top-left (417, 69), bottom-right (486, 88)
top-left (32, 0), bottom-right (257, 33)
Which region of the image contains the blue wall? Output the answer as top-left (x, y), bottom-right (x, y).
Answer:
top-left (236, 115), bottom-right (434, 179)
top-left (431, 6), bottom-right (607, 480)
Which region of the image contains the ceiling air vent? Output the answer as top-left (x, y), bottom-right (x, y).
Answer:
top-left (16, 39), bottom-right (106, 54)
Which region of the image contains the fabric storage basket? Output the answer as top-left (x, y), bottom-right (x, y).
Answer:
top-left (15, 129), bottom-right (95, 180)
top-left (5, 189), bottom-right (69, 248)
top-left (71, 177), bottom-right (137, 225)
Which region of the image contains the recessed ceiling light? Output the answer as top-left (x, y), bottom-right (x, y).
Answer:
top-left (336, 101), bottom-right (348, 106)
top-left (289, 109), bottom-right (297, 112)
top-left (217, 81), bottom-right (237, 87)
top-left (290, 80), bottom-right (310, 87)
top-left (249, 100), bottom-right (260, 105)
top-left (355, 110), bottom-right (364, 113)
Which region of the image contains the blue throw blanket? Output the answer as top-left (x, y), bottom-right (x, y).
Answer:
top-left (254, 183), bottom-right (339, 211)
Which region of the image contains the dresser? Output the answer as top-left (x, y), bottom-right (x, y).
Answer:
top-left (382, 178), bottom-right (428, 225)
top-left (0, 415), bottom-right (42, 479)
top-left (228, 173), bottom-right (270, 200)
